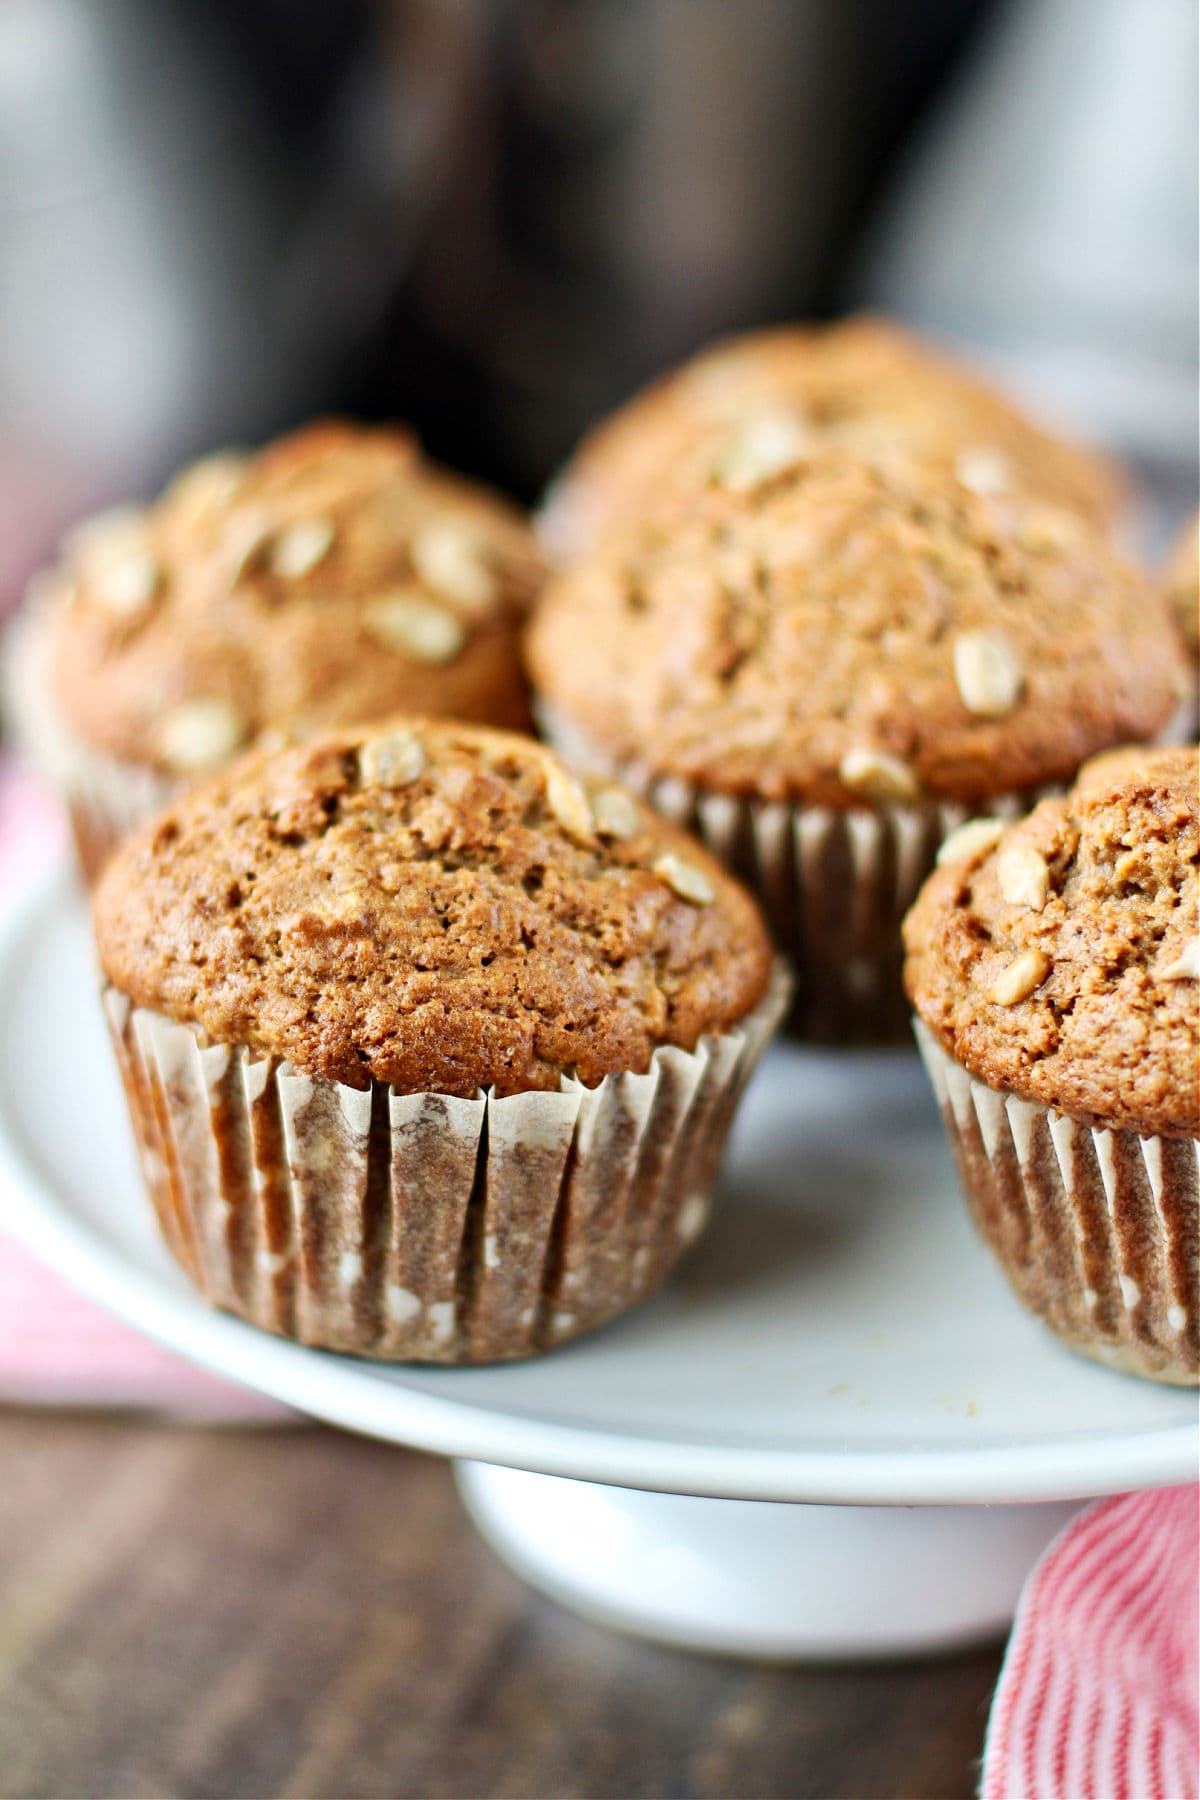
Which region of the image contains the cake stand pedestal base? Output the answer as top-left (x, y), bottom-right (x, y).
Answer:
top-left (456, 1461), bottom-right (1080, 1660)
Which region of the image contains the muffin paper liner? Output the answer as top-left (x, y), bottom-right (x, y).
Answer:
top-left (1170, 682), bottom-right (1199, 744)
top-left (52, 745), bottom-right (176, 884)
top-left (101, 962), bottom-right (790, 1364)
top-left (2, 604), bottom-right (179, 882)
top-left (536, 702), bottom-right (1054, 1043)
top-left (914, 1020), bottom-right (1199, 1386)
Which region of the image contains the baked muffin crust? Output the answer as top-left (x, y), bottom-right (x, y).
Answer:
top-left (528, 451), bottom-right (1180, 806)
top-left (94, 721), bottom-right (773, 1095)
top-left (904, 747), bottom-right (1199, 1136)
top-left (542, 315), bottom-right (1126, 554)
top-left (47, 422), bottom-right (543, 772)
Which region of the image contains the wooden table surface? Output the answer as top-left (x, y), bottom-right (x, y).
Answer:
top-left (0, 1412), bottom-right (1004, 1800)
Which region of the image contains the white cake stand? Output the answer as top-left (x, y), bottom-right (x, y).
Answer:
top-left (0, 869), bottom-right (1194, 1658)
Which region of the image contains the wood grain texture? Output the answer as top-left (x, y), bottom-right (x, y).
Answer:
top-left (0, 1416), bottom-right (1003, 1799)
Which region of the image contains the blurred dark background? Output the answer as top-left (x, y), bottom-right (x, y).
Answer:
top-left (1, 0), bottom-right (1196, 602)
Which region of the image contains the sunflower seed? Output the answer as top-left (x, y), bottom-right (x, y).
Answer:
top-left (359, 730), bottom-right (425, 788)
top-left (838, 746), bottom-right (919, 804)
top-left (591, 787), bottom-right (640, 840)
top-left (270, 517), bottom-right (334, 579)
top-left (996, 844), bottom-right (1050, 910)
top-left (543, 762), bottom-right (595, 843)
top-left (953, 629), bottom-right (1023, 717)
top-left (169, 452), bottom-right (247, 520)
top-left (954, 448), bottom-right (1010, 496)
top-left (653, 852), bottom-right (715, 905)
top-left (92, 552), bottom-right (161, 616)
top-left (158, 698), bottom-right (246, 773)
top-left (986, 947), bottom-right (1050, 1006)
top-left (713, 414), bottom-right (810, 490)
top-left (363, 593), bottom-right (466, 663)
top-left (936, 817), bottom-right (1006, 866)
top-left (410, 519), bottom-right (496, 611)
top-left (66, 506), bottom-right (145, 563)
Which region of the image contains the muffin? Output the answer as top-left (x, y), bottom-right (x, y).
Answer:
top-left (9, 421), bottom-right (545, 879)
top-left (904, 746), bottom-right (1198, 1385)
top-left (528, 449), bottom-right (1182, 1040)
top-left (539, 314), bottom-right (1127, 558)
top-left (93, 720), bottom-right (787, 1362)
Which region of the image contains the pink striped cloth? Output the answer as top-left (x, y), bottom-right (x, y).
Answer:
top-left (2, 762), bottom-right (1198, 1794)
top-left (983, 1485), bottom-right (1199, 1800)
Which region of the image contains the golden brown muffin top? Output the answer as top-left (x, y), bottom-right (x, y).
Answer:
top-left (527, 450), bottom-right (1181, 807)
top-left (94, 719), bottom-right (774, 1096)
top-left (540, 315), bottom-right (1126, 556)
top-left (1165, 513), bottom-right (1199, 658)
top-left (903, 747), bottom-right (1199, 1136)
top-left (43, 422), bottom-right (543, 773)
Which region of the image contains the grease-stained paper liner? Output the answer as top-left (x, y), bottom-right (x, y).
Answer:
top-left (914, 1021), bottom-right (1199, 1387)
top-left (52, 743), bottom-right (175, 884)
top-left (1169, 681), bottom-right (1199, 745)
top-left (102, 963), bottom-right (790, 1364)
top-left (2, 603), bottom-right (179, 882)
top-left (536, 702), bottom-right (1055, 1043)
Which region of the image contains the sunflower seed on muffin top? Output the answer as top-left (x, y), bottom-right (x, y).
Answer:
top-left (44, 421), bottom-right (545, 776)
top-left (527, 450), bottom-right (1183, 810)
top-left (903, 746), bottom-right (1199, 1138)
top-left (92, 721), bottom-right (774, 1096)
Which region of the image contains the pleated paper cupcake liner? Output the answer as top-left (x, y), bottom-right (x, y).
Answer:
top-left (2, 603), bottom-right (180, 882)
top-left (102, 962), bottom-right (790, 1364)
top-left (914, 1020), bottom-right (1199, 1386)
top-left (54, 747), bottom-right (176, 883)
top-left (535, 702), bottom-right (1054, 1044)
top-left (1169, 681), bottom-right (1199, 744)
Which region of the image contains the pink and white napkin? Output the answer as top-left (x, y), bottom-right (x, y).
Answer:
top-left (983, 1484), bottom-right (1199, 1800)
